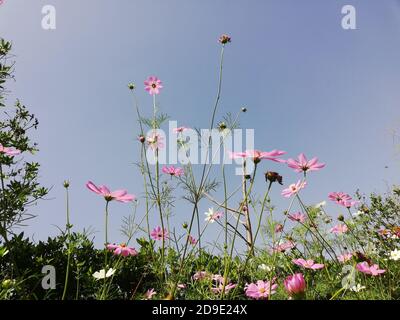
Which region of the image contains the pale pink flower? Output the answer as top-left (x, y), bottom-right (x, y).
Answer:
top-left (86, 181), bottom-right (135, 203)
top-left (150, 226), bottom-right (169, 241)
top-left (192, 271), bottom-right (210, 281)
top-left (204, 208), bottom-right (223, 223)
top-left (106, 243), bottom-right (138, 257)
top-left (330, 224), bottom-right (348, 235)
top-left (229, 149), bottom-right (286, 164)
top-left (162, 165), bottom-right (184, 177)
top-left (356, 262), bottom-right (386, 276)
top-left (338, 253), bottom-right (353, 263)
top-left (177, 284), bottom-right (187, 290)
top-left (272, 241), bottom-right (295, 253)
top-left (146, 132), bottom-right (164, 150)
top-left (245, 280), bottom-right (277, 300)
top-left (286, 153), bottom-right (325, 174)
top-left (188, 235), bottom-right (197, 245)
top-left (284, 273), bottom-right (306, 296)
top-left (143, 288), bottom-right (157, 300)
top-left (292, 258), bottom-right (324, 270)
top-left (173, 126), bottom-right (189, 133)
top-left (144, 76), bottom-right (163, 95)
top-left (0, 143), bottom-right (21, 157)
top-left (288, 212), bottom-right (306, 223)
top-left (211, 283), bottom-right (237, 294)
top-left (341, 200), bottom-right (360, 208)
top-left (281, 180), bottom-right (307, 198)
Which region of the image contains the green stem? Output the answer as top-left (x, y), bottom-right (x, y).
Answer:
top-left (61, 186), bottom-right (71, 300)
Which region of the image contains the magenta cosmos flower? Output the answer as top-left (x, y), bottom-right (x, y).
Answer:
top-left (281, 180), bottom-right (307, 198)
top-left (229, 149), bottom-right (286, 164)
top-left (330, 224), bottom-right (348, 234)
top-left (144, 76), bottom-right (163, 95)
top-left (188, 235), bottom-right (197, 245)
top-left (286, 153), bottom-right (325, 174)
top-left (284, 273), bottom-right (306, 297)
top-left (245, 280), bottom-right (277, 300)
top-left (328, 192), bottom-right (359, 208)
top-left (106, 243), bottom-right (138, 257)
top-left (86, 181), bottom-right (135, 203)
top-left (162, 165), bottom-right (184, 177)
top-left (293, 258), bottom-right (324, 270)
top-left (150, 226), bottom-right (168, 241)
top-left (356, 262), bottom-right (386, 276)
top-left (272, 240), bottom-right (295, 253)
top-left (0, 143), bottom-right (21, 157)
top-left (288, 212), bottom-right (306, 223)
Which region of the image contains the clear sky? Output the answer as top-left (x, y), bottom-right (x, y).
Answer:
top-left (1, 0), bottom-right (400, 249)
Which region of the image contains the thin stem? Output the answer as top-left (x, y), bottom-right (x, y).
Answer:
top-left (61, 186), bottom-right (71, 300)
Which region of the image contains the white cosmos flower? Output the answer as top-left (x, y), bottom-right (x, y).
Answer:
top-left (258, 264), bottom-right (273, 272)
top-left (204, 208), bottom-right (223, 223)
top-left (93, 268), bottom-right (116, 280)
top-left (315, 201), bottom-right (326, 209)
top-left (389, 249), bottom-right (400, 261)
top-left (350, 283), bottom-right (366, 293)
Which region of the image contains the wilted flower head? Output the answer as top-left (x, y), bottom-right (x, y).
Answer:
top-left (265, 171), bottom-right (283, 185)
top-left (219, 34), bottom-right (231, 44)
top-left (275, 224), bottom-right (284, 233)
top-left (144, 76), bottom-right (163, 95)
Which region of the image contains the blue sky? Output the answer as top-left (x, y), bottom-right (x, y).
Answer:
top-left (1, 0), bottom-right (400, 248)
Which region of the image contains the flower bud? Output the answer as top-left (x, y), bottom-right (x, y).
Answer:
top-left (138, 135), bottom-right (146, 143)
top-left (63, 180), bottom-right (70, 189)
top-left (284, 273), bottom-right (306, 298)
top-left (218, 34), bottom-right (231, 44)
top-left (128, 83), bottom-right (136, 90)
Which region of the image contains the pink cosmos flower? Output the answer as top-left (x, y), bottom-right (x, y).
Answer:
top-left (245, 280), bottom-right (278, 300)
top-left (86, 181), bottom-right (135, 203)
top-left (330, 224), bottom-right (348, 235)
top-left (292, 258), bottom-right (324, 270)
top-left (0, 143), bottom-right (21, 157)
top-left (281, 180), bottom-right (307, 198)
top-left (286, 153), bottom-right (325, 174)
top-left (106, 243), bottom-right (138, 257)
top-left (162, 165), bottom-right (184, 177)
top-left (150, 226), bottom-right (169, 241)
top-left (144, 76), bottom-right (163, 95)
top-left (173, 127), bottom-right (189, 133)
top-left (229, 149), bottom-right (286, 164)
top-left (356, 262), bottom-right (386, 276)
top-left (177, 284), bottom-right (187, 290)
top-left (188, 235), bottom-right (197, 245)
top-left (284, 273), bottom-right (306, 296)
top-left (211, 283), bottom-right (237, 294)
top-left (146, 132), bottom-right (164, 150)
top-left (192, 271), bottom-right (210, 281)
top-left (144, 288), bottom-right (157, 300)
top-left (328, 192), bottom-right (359, 208)
top-left (288, 212), bottom-right (306, 223)
top-left (272, 241), bottom-right (295, 253)
top-left (338, 253), bottom-right (353, 263)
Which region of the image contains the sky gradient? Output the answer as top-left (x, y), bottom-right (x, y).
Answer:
top-left (1, 0), bottom-right (400, 248)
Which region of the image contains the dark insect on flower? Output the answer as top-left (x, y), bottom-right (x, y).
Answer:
top-left (354, 251), bottom-right (373, 264)
top-left (265, 171), bottom-right (283, 185)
